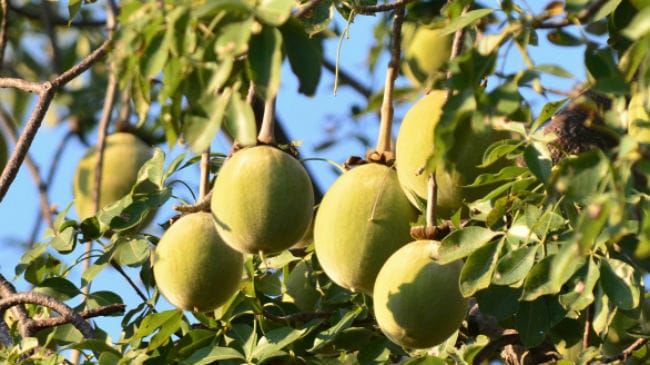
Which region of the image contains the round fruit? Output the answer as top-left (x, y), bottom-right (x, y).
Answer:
top-left (373, 240), bottom-right (468, 349)
top-left (153, 212), bottom-right (244, 312)
top-left (401, 23), bottom-right (452, 86)
top-left (629, 93), bottom-right (650, 143)
top-left (211, 145), bottom-right (315, 254)
top-left (283, 260), bottom-right (320, 311)
top-left (395, 91), bottom-right (509, 216)
top-left (73, 133), bottom-right (153, 220)
top-left (314, 163), bottom-right (418, 294)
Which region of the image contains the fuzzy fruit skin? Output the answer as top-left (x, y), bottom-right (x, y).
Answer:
top-left (402, 24), bottom-right (451, 86)
top-left (373, 240), bottom-right (468, 349)
top-left (283, 260), bottom-right (320, 311)
top-left (153, 212), bottom-right (243, 312)
top-left (73, 133), bottom-right (153, 220)
top-left (314, 163), bottom-right (418, 294)
top-left (395, 91), bottom-right (509, 216)
top-left (211, 146), bottom-right (315, 254)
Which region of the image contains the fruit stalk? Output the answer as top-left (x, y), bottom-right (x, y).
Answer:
top-left (199, 147), bottom-right (210, 199)
top-left (425, 5), bottom-right (469, 230)
top-left (257, 97), bottom-right (276, 145)
top-left (375, 5), bottom-right (404, 156)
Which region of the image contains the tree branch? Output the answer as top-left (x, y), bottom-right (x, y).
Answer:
top-left (603, 338), bottom-right (649, 363)
top-left (0, 293), bottom-right (95, 339)
top-left (0, 78), bottom-right (42, 93)
top-left (0, 274), bottom-right (29, 337)
top-left (29, 303), bottom-right (125, 331)
top-left (535, 0), bottom-right (609, 29)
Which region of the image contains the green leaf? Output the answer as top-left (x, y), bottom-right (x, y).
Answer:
top-left (523, 142), bottom-right (552, 186)
top-left (223, 89), bottom-right (257, 147)
top-left (522, 244), bottom-right (585, 301)
top-left (516, 296), bottom-right (566, 347)
top-left (438, 227), bottom-right (501, 264)
top-left (281, 19), bottom-right (323, 96)
top-left (533, 64), bottom-right (574, 79)
top-left (228, 323), bottom-right (257, 361)
top-left (475, 286), bottom-right (521, 321)
top-left (479, 139), bottom-right (524, 168)
top-left (50, 226), bottom-right (77, 254)
top-left (592, 284), bottom-right (614, 335)
top-left (600, 258), bottom-right (641, 310)
top-left (111, 237), bottom-right (152, 267)
top-left (459, 238), bottom-right (504, 297)
top-left (310, 306), bottom-right (363, 351)
top-left (215, 18), bottom-right (253, 59)
top-left (297, 0), bottom-right (332, 36)
top-left (403, 356), bottom-right (447, 365)
top-left (248, 26), bottom-right (283, 100)
top-left (87, 291), bottom-right (124, 311)
top-left (165, 6), bottom-right (191, 56)
top-left (622, 7), bottom-right (650, 39)
top-left (552, 150), bottom-right (609, 203)
top-left (531, 99), bottom-right (567, 132)
top-left (132, 310), bottom-right (183, 346)
top-left (440, 9), bottom-right (494, 36)
top-left (183, 88), bottom-right (233, 153)
top-left (253, 327), bottom-right (307, 363)
top-left (493, 245), bottom-right (538, 285)
top-left (182, 347), bottom-right (245, 365)
top-left (141, 33), bottom-right (169, 78)
top-left (147, 310), bottom-right (183, 350)
top-left (134, 148), bottom-right (166, 190)
top-left (68, 0), bottom-right (82, 20)
top-left (559, 257), bottom-right (600, 311)
top-left (34, 277), bottom-right (81, 301)
top-left (255, 0), bottom-right (294, 26)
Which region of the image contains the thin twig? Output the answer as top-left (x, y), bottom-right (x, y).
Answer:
top-left (29, 131), bottom-right (74, 244)
top-left (535, 0), bottom-right (608, 29)
top-left (199, 148), bottom-right (210, 199)
top-left (603, 338), bottom-right (649, 363)
top-left (110, 262), bottom-right (151, 306)
top-left (0, 107), bottom-right (53, 229)
top-left (0, 78), bottom-right (42, 93)
top-left (50, 39), bottom-right (111, 88)
top-left (582, 306), bottom-right (591, 348)
top-left (8, 3), bottom-right (106, 28)
top-left (0, 293), bottom-right (95, 339)
top-left (294, 0), bottom-right (323, 18)
top-left (0, 0), bottom-right (8, 72)
top-left (373, 5), bottom-right (404, 156)
top-left (345, 0), bottom-right (414, 15)
top-left (322, 59), bottom-right (372, 98)
top-left (30, 303), bottom-right (125, 330)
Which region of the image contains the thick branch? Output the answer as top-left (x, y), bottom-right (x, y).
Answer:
top-left (0, 275), bottom-right (28, 338)
top-left (0, 293), bottom-right (95, 339)
top-left (536, 0), bottom-right (608, 29)
top-left (0, 78), bottom-right (42, 93)
top-left (29, 303), bottom-right (125, 331)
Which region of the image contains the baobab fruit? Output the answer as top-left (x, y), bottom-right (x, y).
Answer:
top-left (153, 212), bottom-right (243, 312)
top-left (73, 132), bottom-right (153, 220)
top-left (395, 90), bottom-right (509, 216)
top-left (283, 260), bottom-right (320, 311)
top-left (373, 240), bottom-right (468, 349)
top-left (401, 23), bottom-right (451, 86)
top-left (314, 163), bottom-right (418, 294)
top-left (211, 146), bottom-right (314, 254)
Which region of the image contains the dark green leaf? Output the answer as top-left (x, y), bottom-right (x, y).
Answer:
top-left (224, 89), bottom-right (257, 147)
top-left (516, 296), bottom-right (566, 347)
top-left (523, 142), bottom-right (552, 186)
top-left (459, 238), bottom-right (504, 297)
top-left (281, 19), bottom-right (323, 96)
top-left (253, 327), bottom-right (307, 363)
top-left (600, 258), bottom-right (641, 310)
top-left (310, 306), bottom-right (363, 351)
top-left (34, 277), bottom-right (81, 301)
top-left (559, 258), bottom-right (600, 311)
top-left (248, 26), bottom-right (283, 100)
top-left (493, 245), bottom-right (538, 285)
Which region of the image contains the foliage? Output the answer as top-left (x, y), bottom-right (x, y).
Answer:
top-left (2, 0), bottom-right (650, 364)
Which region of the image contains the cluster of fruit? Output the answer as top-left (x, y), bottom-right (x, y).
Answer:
top-left (70, 80), bottom-right (507, 350)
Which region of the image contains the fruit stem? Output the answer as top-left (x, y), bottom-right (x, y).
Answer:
top-left (424, 5), bottom-right (469, 232)
top-left (375, 5), bottom-right (404, 155)
top-left (257, 97), bottom-right (276, 145)
top-left (199, 147), bottom-right (210, 200)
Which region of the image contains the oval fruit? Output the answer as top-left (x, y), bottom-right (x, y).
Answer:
top-left (395, 91), bottom-right (509, 216)
top-left (73, 133), bottom-right (153, 220)
top-left (402, 23), bottom-right (451, 86)
top-left (373, 240), bottom-right (468, 349)
top-left (211, 146), bottom-right (315, 254)
top-left (314, 163), bottom-right (418, 294)
top-left (153, 212), bottom-right (244, 312)
top-left (283, 260), bottom-right (320, 311)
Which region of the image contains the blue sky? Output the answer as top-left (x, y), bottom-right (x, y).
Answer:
top-left (0, 0), bottom-right (592, 342)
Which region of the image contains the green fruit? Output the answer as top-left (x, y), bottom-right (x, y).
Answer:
top-left (401, 23), bottom-right (452, 86)
top-left (395, 91), bottom-right (509, 216)
top-left (283, 260), bottom-right (320, 311)
top-left (73, 133), bottom-right (153, 220)
top-left (629, 93), bottom-right (650, 143)
top-left (373, 240), bottom-right (468, 349)
top-left (314, 163), bottom-right (418, 294)
top-left (211, 146), bottom-right (315, 254)
top-left (153, 212), bottom-right (244, 312)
